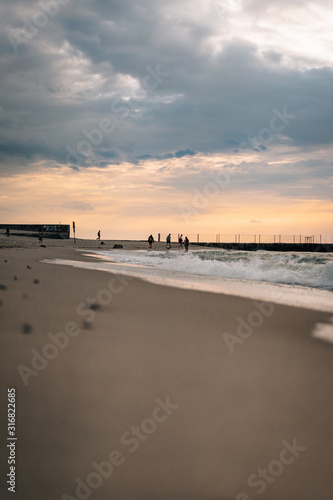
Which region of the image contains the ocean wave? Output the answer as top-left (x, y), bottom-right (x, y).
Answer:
top-left (95, 249), bottom-right (333, 291)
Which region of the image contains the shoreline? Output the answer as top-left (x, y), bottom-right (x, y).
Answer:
top-left (45, 251), bottom-right (333, 314)
top-left (1, 242), bottom-right (333, 499)
top-left (2, 235), bottom-right (332, 312)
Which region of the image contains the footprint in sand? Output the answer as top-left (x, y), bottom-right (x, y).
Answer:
top-left (82, 320), bottom-right (93, 330)
top-left (0, 284), bottom-right (8, 290)
top-left (89, 303), bottom-right (102, 311)
top-left (22, 323), bottom-right (33, 334)
top-left (33, 279), bottom-right (40, 284)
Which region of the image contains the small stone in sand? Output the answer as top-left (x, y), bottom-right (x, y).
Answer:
top-left (14, 276), bottom-right (18, 281)
top-left (0, 284), bottom-right (7, 291)
top-left (33, 279), bottom-right (40, 284)
top-left (27, 265), bottom-right (31, 269)
top-left (89, 303), bottom-right (101, 311)
top-left (22, 323), bottom-right (33, 334)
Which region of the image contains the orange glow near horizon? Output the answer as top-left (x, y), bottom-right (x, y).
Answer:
top-left (1, 155), bottom-right (332, 241)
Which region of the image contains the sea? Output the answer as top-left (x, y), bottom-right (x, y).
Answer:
top-left (45, 248), bottom-right (333, 314)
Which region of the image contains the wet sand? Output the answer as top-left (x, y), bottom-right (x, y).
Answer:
top-left (1, 237), bottom-right (333, 500)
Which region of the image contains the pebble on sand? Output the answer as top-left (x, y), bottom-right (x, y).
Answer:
top-left (22, 323), bottom-right (33, 334)
top-left (89, 303), bottom-right (101, 311)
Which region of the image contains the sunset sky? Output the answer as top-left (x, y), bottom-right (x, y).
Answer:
top-left (1, 0), bottom-right (332, 240)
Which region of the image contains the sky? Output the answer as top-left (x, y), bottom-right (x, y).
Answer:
top-left (0, 0), bottom-right (333, 240)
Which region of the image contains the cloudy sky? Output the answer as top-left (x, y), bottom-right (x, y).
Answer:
top-left (1, 0), bottom-right (333, 239)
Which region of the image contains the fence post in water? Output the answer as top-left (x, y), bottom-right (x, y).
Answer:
top-left (320, 234), bottom-right (322, 244)
top-left (274, 235), bottom-right (276, 244)
top-left (235, 234), bottom-right (237, 243)
top-left (254, 234), bottom-right (256, 243)
top-left (259, 234), bottom-right (261, 244)
top-left (197, 233), bottom-right (199, 243)
top-left (158, 233), bottom-right (160, 242)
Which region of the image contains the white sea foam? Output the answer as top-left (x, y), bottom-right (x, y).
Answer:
top-left (43, 248), bottom-right (333, 312)
top-left (87, 248), bottom-right (333, 290)
top-left (312, 322), bottom-right (333, 343)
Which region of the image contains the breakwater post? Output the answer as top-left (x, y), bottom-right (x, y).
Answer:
top-left (191, 242), bottom-right (333, 253)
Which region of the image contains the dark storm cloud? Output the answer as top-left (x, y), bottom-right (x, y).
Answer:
top-left (136, 149), bottom-right (196, 161)
top-left (0, 0), bottom-right (333, 175)
top-left (147, 155), bottom-right (333, 202)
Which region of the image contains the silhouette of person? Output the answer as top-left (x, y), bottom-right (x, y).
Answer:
top-left (148, 234), bottom-right (154, 249)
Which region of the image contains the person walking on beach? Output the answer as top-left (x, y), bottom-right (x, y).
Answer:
top-left (184, 236), bottom-right (189, 252)
top-left (148, 234), bottom-right (154, 249)
top-left (97, 230), bottom-right (101, 240)
top-left (166, 234), bottom-right (171, 249)
top-left (38, 231), bottom-right (44, 246)
top-left (178, 234), bottom-right (183, 249)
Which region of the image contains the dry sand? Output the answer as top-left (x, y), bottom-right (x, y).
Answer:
top-left (1, 236), bottom-right (333, 500)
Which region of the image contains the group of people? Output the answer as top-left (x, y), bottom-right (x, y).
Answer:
top-left (177, 234), bottom-right (190, 252)
top-left (148, 234), bottom-right (190, 252)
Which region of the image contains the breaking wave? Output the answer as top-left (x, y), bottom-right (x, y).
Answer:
top-left (95, 249), bottom-right (333, 291)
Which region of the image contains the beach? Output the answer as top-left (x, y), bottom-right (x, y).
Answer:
top-left (1, 237), bottom-right (333, 500)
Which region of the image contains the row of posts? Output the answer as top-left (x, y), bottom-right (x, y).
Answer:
top-left (157, 234), bottom-right (323, 244)
top-left (233, 234), bottom-right (321, 244)
top-left (227, 234), bottom-right (321, 244)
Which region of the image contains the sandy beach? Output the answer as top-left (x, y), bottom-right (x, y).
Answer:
top-left (1, 237), bottom-right (333, 500)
